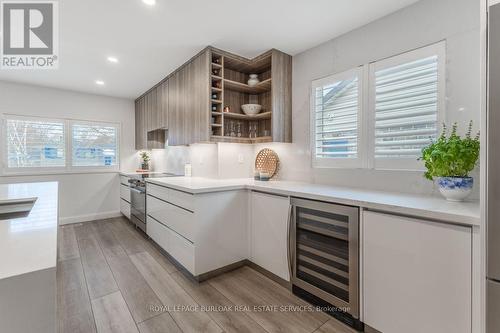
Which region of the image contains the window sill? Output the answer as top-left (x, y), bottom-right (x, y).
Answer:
top-left (1, 169), bottom-right (120, 177)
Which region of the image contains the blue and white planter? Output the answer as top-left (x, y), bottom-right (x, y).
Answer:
top-left (436, 177), bottom-right (473, 202)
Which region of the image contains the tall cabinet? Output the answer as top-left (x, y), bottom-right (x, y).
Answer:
top-left (134, 46), bottom-right (292, 148)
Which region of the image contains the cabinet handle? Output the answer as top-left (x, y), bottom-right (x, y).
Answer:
top-left (287, 204), bottom-right (294, 280)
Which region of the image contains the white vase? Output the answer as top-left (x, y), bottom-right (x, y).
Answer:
top-left (436, 177), bottom-right (473, 201)
top-left (247, 74), bottom-right (259, 87)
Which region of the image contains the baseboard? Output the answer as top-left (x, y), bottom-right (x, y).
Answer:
top-left (59, 211), bottom-right (122, 225)
top-left (245, 260), bottom-right (291, 289)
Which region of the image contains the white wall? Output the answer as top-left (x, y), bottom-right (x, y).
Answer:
top-left (0, 81), bottom-right (136, 224)
top-left (287, 0), bottom-right (481, 196)
top-left (151, 0), bottom-right (482, 197)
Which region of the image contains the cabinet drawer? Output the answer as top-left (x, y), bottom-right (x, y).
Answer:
top-left (167, 188), bottom-right (194, 211)
top-left (147, 216), bottom-right (168, 251)
top-left (146, 215), bottom-right (195, 275)
top-left (147, 183), bottom-right (194, 211)
top-left (120, 175), bottom-right (130, 186)
top-left (120, 184), bottom-right (130, 202)
top-left (166, 226), bottom-right (195, 274)
top-left (120, 199), bottom-right (130, 219)
top-left (147, 195), bottom-right (195, 242)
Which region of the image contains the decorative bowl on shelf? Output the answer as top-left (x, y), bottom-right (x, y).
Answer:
top-left (241, 104), bottom-right (262, 116)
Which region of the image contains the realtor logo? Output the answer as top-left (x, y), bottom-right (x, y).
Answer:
top-left (1, 1), bottom-right (58, 69)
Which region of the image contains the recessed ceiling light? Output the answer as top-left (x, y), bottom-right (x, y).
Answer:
top-left (107, 56), bottom-right (118, 63)
top-left (95, 80), bottom-right (105, 86)
top-left (142, 0), bottom-right (155, 5)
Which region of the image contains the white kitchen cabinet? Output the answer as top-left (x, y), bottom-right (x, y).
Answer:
top-left (120, 199), bottom-right (130, 219)
top-left (250, 191), bottom-right (290, 281)
top-left (146, 182), bottom-right (248, 277)
top-left (120, 183), bottom-right (131, 203)
top-left (147, 195), bottom-right (195, 242)
top-left (363, 210), bottom-right (472, 333)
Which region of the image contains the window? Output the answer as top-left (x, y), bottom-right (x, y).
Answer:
top-left (311, 42), bottom-right (445, 170)
top-left (311, 68), bottom-right (363, 168)
top-left (71, 122), bottom-right (119, 167)
top-left (6, 117), bottom-right (65, 168)
top-left (3, 115), bottom-right (120, 172)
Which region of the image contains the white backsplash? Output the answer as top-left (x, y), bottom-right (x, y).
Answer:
top-left (150, 141), bottom-right (478, 199)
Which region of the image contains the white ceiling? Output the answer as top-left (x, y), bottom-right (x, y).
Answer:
top-left (0, 0), bottom-right (420, 99)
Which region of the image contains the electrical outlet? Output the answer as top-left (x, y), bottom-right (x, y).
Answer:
top-left (238, 154), bottom-right (244, 164)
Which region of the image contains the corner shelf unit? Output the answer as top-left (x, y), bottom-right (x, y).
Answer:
top-left (208, 47), bottom-right (291, 143)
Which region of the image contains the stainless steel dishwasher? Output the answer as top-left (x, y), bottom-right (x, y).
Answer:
top-left (129, 179), bottom-right (146, 232)
top-left (288, 197), bottom-right (362, 330)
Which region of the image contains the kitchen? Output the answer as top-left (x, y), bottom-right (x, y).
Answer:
top-left (0, 0), bottom-right (493, 332)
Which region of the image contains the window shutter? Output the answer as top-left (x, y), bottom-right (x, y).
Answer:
top-left (374, 55), bottom-right (439, 159)
top-left (71, 122), bottom-right (119, 167)
top-left (6, 118), bottom-right (65, 168)
top-left (313, 69), bottom-right (361, 165)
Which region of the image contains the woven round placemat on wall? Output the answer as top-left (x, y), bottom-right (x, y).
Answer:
top-left (255, 148), bottom-right (279, 178)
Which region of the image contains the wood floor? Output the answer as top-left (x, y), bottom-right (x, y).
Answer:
top-left (57, 216), bottom-right (357, 333)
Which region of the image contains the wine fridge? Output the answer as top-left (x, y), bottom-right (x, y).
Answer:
top-left (288, 197), bottom-right (362, 330)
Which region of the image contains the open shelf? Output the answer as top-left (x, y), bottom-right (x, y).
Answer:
top-left (224, 78), bottom-right (271, 94)
top-left (210, 136), bottom-right (272, 144)
top-left (223, 111), bottom-right (272, 120)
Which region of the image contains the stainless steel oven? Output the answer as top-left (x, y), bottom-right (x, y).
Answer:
top-left (127, 173), bottom-right (181, 233)
top-left (288, 197), bottom-right (361, 329)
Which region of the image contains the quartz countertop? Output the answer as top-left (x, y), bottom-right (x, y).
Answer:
top-left (0, 182), bottom-right (58, 280)
top-left (146, 177), bottom-right (480, 226)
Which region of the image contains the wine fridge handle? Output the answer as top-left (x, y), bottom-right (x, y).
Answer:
top-left (287, 204), bottom-right (294, 280)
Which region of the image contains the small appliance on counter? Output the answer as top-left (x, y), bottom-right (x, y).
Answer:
top-left (127, 172), bottom-right (180, 233)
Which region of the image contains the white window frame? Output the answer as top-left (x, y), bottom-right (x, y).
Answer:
top-left (310, 42), bottom-right (445, 171)
top-left (69, 120), bottom-right (120, 171)
top-left (2, 114), bottom-right (121, 175)
top-left (310, 66), bottom-right (366, 169)
top-left (368, 42), bottom-right (446, 171)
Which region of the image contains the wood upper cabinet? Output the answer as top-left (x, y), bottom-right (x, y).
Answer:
top-left (135, 97), bottom-right (147, 150)
top-left (135, 46), bottom-right (291, 147)
top-left (208, 47), bottom-right (292, 143)
top-left (146, 84), bottom-right (167, 132)
top-left (135, 85), bottom-right (168, 150)
top-left (167, 49), bottom-right (210, 146)
top-left (167, 68), bottom-right (182, 145)
top-left (271, 49), bottom-right (292, 142)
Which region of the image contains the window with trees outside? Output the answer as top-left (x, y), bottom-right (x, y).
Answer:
top-left (311, 42), bottom-right (445, 170)
top-left (4, 115), bottom-right (120, 172)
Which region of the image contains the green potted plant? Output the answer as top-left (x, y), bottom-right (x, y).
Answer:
top-left (420, 121), bottom-right (480, 201)
top-left (140, 151), bottom-right (151, 170)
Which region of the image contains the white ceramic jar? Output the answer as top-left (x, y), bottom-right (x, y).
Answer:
top-left (248, 74), bottom-right (260, 87)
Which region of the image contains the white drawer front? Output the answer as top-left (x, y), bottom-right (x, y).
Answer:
top-left (120, 199), bottom-right (130, 219)
top-left (147, 183), bottom-right (169, 201)
top-left (166, 226), bottom-right (195, 274)
top-left (147, 183), bottom-right (194, 212)
top-left (120, 175), bottom-right (130, 185)
top-left (167, 188), bottom-right (194, 211)
top-left (120, 184), bottom-right (131, 202)
top-left (147, 216), bottom-right (168, 251)
top-left (147, 195), bottom-right (195, 242)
